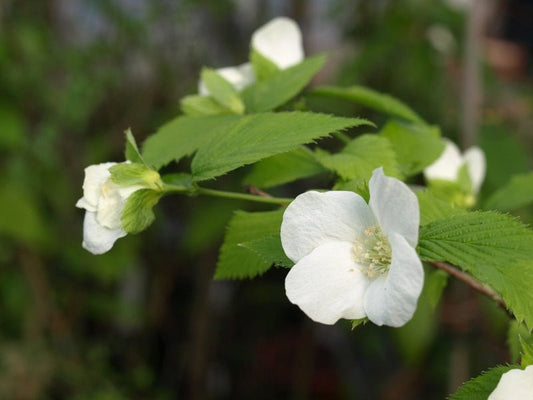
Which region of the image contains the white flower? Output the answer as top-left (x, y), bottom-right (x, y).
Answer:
top-left (199, 17), bottom-right (304, 95)
top-left (424, 139), bottom-right (486, 193)
top-left (76, 162), bottom-right (144, 255)
top-left (251, 16), bottom-right (304, 70)
top-left (281, 168), bottom-right (423, 327)
top-left (488, 365), bottom-right (533, 400)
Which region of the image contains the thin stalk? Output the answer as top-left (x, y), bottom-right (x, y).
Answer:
top-left (429, 260), bottom-right (510, 314)
top-left (195, 187), bottom-right (293, 205)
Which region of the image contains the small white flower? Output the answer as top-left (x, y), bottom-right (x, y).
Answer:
top-left (251, 16), bottom-right (304, 70)
top-left (424, 139), bottom-right (486, 193)
top-left (198, 63), bottom-right (255, 96)
top-left (488, 365), bottom-right (533, 400)
top-left (76, 162), bottom-right (143, 255)
top-left (281, 168), bottom-right (423, 327)
top-left (199, 17), bottom-right (304, 94)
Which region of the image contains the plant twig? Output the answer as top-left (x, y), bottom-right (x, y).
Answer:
top-left (429, 260), bottom-right (509, 312)
top-left (246, 185), bottom-right (273, 198)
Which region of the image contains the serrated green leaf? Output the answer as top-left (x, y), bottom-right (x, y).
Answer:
top-left (508, 320), bottom-right (530, 363)
top-left (109, 163), bottom-right (162, 190)
top-left (250, 48), bottom-right (280, 81)
top-left (310, 85), bottom-right (424, 123)
top-left (216, 209), bottom-right (284, 279)
top-left (243, 148), bottom-right (325, 189)
top-left (201, 68), bottom-right (244, 114)
top-left (124, 129), bottom-right (144, 164)
top-left (242, 55), bottom-right (325, 112)
top-left (191, 112), bottom-right (370, 181)
top-left (239, 234), bottom-right (293, 267)
top-left (181, 94), bottom-right (232, 116)
top-left (418, 211), bottom-right (533, 329)
top-left (379, 120), bottom-right (444, 176)
top-left (520, 335), bottom-right (533, 367)
top-left (416, 190), bottom-right (467, 226)
top-left (142, 114), bottom-right (241, 169)
top-left (121, 189), bottom-right (161, 234)
top-left (350, 318), bottom-right (368, 329)
top-left (484, 172), bottom-right (533, 212)
top-left (449, 365), bottom-right (516, 400)
top-left (315, 134), bottom-right (402, 181)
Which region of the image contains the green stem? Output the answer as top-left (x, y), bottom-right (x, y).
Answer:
top-left (196, 187), bottom-right (293, 205)
top-left (163, 183), bottom-right (293, 205)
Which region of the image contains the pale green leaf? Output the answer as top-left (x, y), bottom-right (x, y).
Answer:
top-left (315, 134), bottom-right (402, 181)
top-left (418, 211), bottom-right (533, 329)
top-left (379, 120), bottom-right (444, 176)
top-left (121, 189), bottom-right (161, 234)
top-left (109, 163), bottom-right (162, 190)
top-left (250, 48), bottom-right (280, 81)
top-left (239, 234), bottom-right (293, 267)
top-left (350, 318), bottom-right (368, 329)
top-left (424, 267), bottom-right (449, 309)
top-left (449, 365), bottom-right (516, 400)
top-left (310, 85), bottom-right (424, 123)
top-left (416, 190), bottom-right (467, 226)
top-left (508, 320), bottom-right (529, 363)
top-left (520, 335), bottom-right (533, 367)
top-left (124, 129), bottom-right (144, 164)
top-left (180, 95), bottom-right (232, 116)
top-left (243, 148), bottom-right (325, 188)
top-left (242, 55), bottom-right (325, 112)
top-left (191, 112), bottom-right (370, 181)
top-left (142, 114), bottom-right (241, 169)
top-left (216, 209), bottom-right (284, 279)
top-left (200, 68), bottom-right (244, 114)
top-left (484, 172), bottom-right (533, 212)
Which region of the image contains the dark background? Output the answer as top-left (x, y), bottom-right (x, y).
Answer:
top-left (1, 0), bottom-right (532, 398)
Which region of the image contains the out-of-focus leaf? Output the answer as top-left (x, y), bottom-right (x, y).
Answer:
top-left (315, 134), bottom-right (402, 181)
top-left (379, 120), bottom-right (443, 176)
top-left (484, 172), bottom-right (533, 212)
top-left (310, 85), bottom-right (424, 123)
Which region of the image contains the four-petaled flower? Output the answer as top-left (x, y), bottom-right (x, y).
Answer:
top-left (76, 162), bottom-right (144, 255)
top-left (488, 365), bottom-right (533, 400)
top-left (424, 138), bottom-right (486, 194)
top-left (281, 168), bottom-right (424, 327)
top-left (199, 16), bottom-right (303, 95)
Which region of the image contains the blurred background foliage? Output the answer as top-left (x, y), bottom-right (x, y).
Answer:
top-left (0, 0), bottom-right (531, 399)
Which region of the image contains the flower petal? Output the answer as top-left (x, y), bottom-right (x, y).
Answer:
top-left (423, 139), bottom-right (463, 182)
top-left (81, 162), bottom-right (116, 207)
top-left (75, 197), bottom-right (96, 212)
top-left (81, 211), bottom-right (127, 255)
top-left (251, 17), bottom-right (304, 69)
top-left (285, 241), bottom-right (370, 325)
top-left (488, 365), bottom-right (533, 400)
top-left (463, 146), bottom-right (485, 193)
top-left (281, 191), bottom-right (376, 262)
top-left (363, 233), bottom-right (424, 327)
top-left (198, 63), bottom-right (255, 95)
top-left (369, 168), bottom-right (419, 247)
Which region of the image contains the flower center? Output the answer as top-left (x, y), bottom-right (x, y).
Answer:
top-left (352, 226), bottom-right (392, 278)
